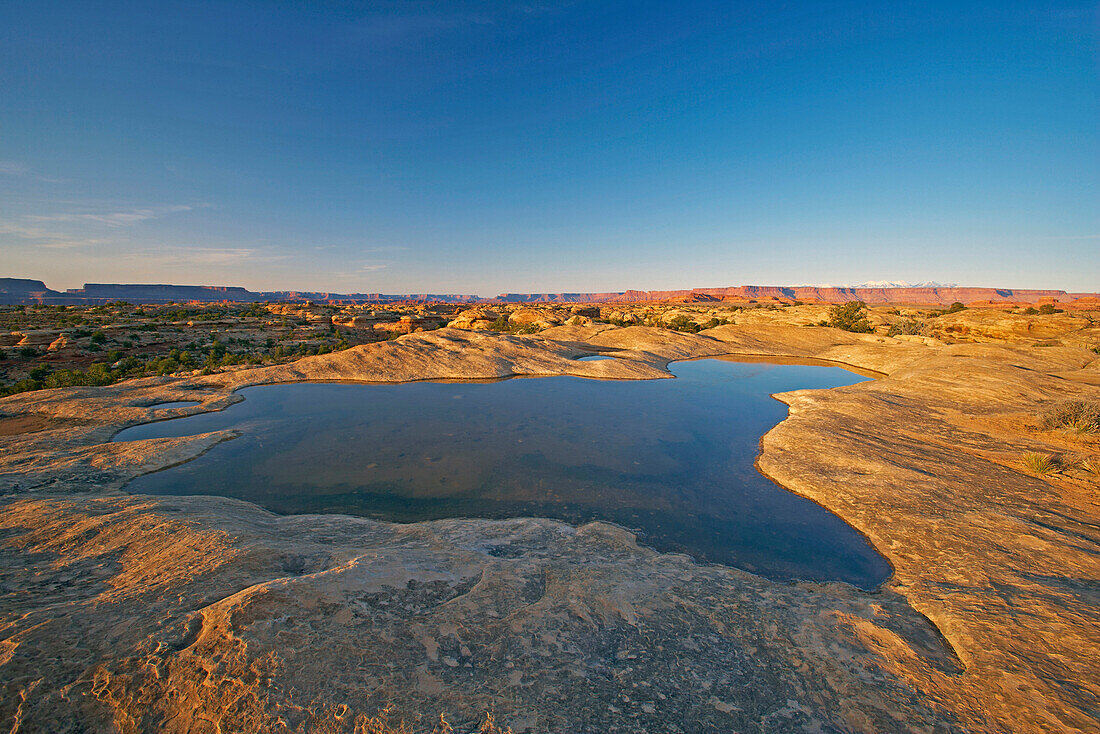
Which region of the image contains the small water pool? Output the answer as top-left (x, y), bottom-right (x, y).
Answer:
top-left (576, 355), bottom-right (617, 361)
top-left (114, 359), bottom-right (890, 587)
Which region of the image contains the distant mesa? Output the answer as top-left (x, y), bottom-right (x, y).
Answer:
top-left (1, 277), bottom-right (1095, 307)
top-left (0, 279), bottom-right (481, 306)
top-left (0, 278), bottom-right (60, 300)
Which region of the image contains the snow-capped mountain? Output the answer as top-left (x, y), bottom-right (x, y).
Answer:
top-left (795, 280), bottom-right (959, 289)
top-left (852, 280), bottom-right (958, 288)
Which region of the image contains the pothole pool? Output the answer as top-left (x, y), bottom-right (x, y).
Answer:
top-left (114, 358), bottom-right (890, 588)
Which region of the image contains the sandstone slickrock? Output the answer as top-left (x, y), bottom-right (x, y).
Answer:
top-left (1, 325), bottom-right (1097, 733)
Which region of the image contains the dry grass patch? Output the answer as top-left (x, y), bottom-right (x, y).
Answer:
top-left (340, 710), bottom-right (513, 734)
top-left (1040, 399), bottom-right (1100, 435)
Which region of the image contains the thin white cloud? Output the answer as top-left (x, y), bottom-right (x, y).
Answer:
top-left (311, 244), bottom-right (409, 253)
top-left (0, 220), bottom-right (59, 239)
top-left (29, 204), bottom-right (193, 227)
top-left (0, 161), bottom-right (29, 176)
top-left (138, 247), bottom-right (276, 266)
top-left (351, 12), bottom-right (494, 48)
top-left (359, 245), bottom-right (409, 253)
top-left (0, 203), bottom-right (201, 251)
top-left (359, 264), bottom-right (387, 272)
top-left (0, 160), bottom-right (71, 183)
top-left (38, 239), bottom-right (110, 250)
top-left (0, 219), bottom-right (104, 249)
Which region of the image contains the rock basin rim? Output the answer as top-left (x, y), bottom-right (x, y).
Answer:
top-left (110, 353), bottom-right (892, 591)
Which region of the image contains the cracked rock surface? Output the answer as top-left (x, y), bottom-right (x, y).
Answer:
top-left (1, 324), bottom-right (1097, 732)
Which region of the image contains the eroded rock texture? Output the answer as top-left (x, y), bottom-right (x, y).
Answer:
top-left (1, 324), bottom-right (1097, 732)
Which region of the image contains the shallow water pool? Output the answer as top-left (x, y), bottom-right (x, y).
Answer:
top-left (114, 358), bottom-right (890, 587)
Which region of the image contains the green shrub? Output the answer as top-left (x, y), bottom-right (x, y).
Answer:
top-left (90, 330), bottom-right (107, 344)
top-left (43, 370), bottom-right (86, 388)
top-left (827, 301), bottom-right (873, 333)
top-left (28, 365), bottom-right (51, 381)
top-left (85, 363), bottom-right (114, 385)
top-left (664, 314), bottom-right (701, 333)
top-left (1, 378), bottom-right (42, 396)
top-left (487, 315), bottom-right (538, 334)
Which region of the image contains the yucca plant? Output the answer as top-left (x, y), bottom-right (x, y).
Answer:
top-left (1022, 452), bottom-right (1056, 476)
top-left (1066, 418), bottom-right (1099, 436)
top-left (1079, 456), bottom-right (1100, 478)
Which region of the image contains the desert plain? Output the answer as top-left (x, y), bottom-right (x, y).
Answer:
top-left (1, 302), bottom-right (1098, 733)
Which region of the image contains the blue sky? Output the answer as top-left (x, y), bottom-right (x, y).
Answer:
top-left (2, 1), bottom-right (1097, 294)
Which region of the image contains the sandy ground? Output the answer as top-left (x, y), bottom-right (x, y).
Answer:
top-left (0, 322), bottom-right (1097, 732)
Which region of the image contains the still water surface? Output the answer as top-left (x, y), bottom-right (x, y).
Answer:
top-left (115, 359), bottom-right (890, 587)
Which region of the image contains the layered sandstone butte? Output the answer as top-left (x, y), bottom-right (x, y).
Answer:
top-left (0, 277), bottom-right (63, 304)
top-left (3, 277), bottom-right (1096, 306)
top-left (489, 285), bottom-right (1088, 306)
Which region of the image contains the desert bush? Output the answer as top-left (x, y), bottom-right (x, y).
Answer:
top-left (927, 302), bottom-right (966, 317)
top-left (1038, 303), bottom-right (1061, 315)
top-left (1021, 452), bottom-right (1056, 476)
top-left (664, 314), bottom-right (701, 333)
top-left (827, 301), bottom-right (873, 333)
top-left (886, 319), bottom-right (926, 337)
top-left (340, 707), bottom-right (512, 734)
top-left (1058, 454), bottom-right (1098, 474)
top-left (28, 365), bottom-right (51, 381)
top-left (1040, 400), bottom-right (1100, 434)
top-left (487, 315), bottom-right (538, 335)
top-left (2, 378), bottom-right (41, 395)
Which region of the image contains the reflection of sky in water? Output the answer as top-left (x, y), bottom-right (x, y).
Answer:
top-left (115, 359), bottom-right (890, 588)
